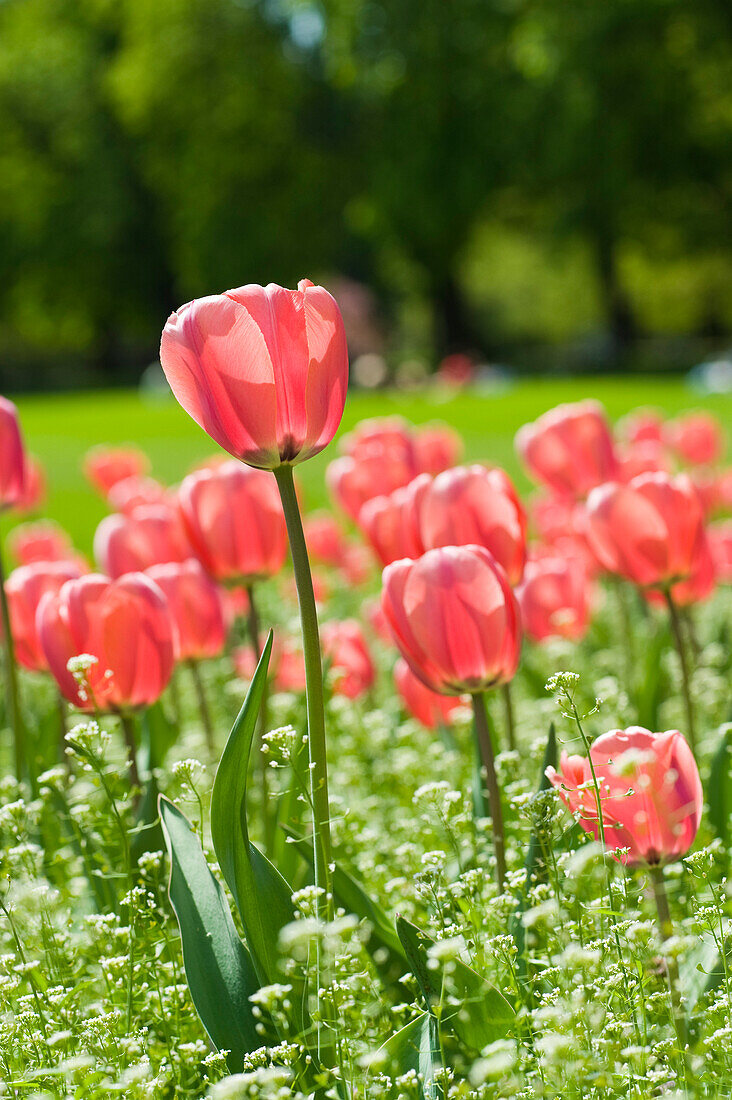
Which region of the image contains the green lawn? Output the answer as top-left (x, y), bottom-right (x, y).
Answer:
top-left (8, 376), bottom-right (732, 556)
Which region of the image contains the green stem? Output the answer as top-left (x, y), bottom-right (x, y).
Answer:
top-left (613, 578), bottom-right (636, 687)
top-left (274, 464), bottom-right (333, 919)
top-left (119, 712), bottom-right (141, 790)
top-left (188, 660), bottom-right (214, 755)
top-left (664, 589), bottom-right (696, 754)
top-left (471, 692), bottom-right (506, 892)
top-left (0, 536), bottom-right (28, 785)
top-left (246, 583), bottom-right (273, 854)
top-left (501, 682), bottom-right (516, 752)
top-left (650, 865), bottom-right (688, 1053)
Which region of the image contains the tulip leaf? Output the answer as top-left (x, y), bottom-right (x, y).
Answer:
top-left (708, 723), bottom-right (732, 847)
top-left (396, 915), bottom-right (515, 1051)
top-left (210, 633), bottom-right (297, 991)
top-left (159, 795), bottom-right (262, 1072)
top-left (368, 1012), bottom-right (442, 1099)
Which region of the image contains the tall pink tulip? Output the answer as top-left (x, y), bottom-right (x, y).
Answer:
top-left (418, 465), bottom-right (527, 586)
top-left (107, 475), bottom-right (169, 515)
top-left (0, 396), bottom-right (26, 510)
top-left (321, 619), bottom-right (375, 699)
top-left (178, 461), bottom-right (287, 583)
top-left (517, 558), bottom-right (592, 643)
top-left (357, 475), bottom-right (428, 567)
top-left (547, 727), bottom-right (702, 866)
top-left (516, 400), bottom-right (618, 499)
top-left (160, 280), bottom-right (348, 469)
top-left (668, 412), bottom-right (724, 467)
top-left (94, 506), bottom-right (192, 578)
top-left (6, 561), bottom-right (83, 672)
top-left (394, 657), bottom-right (468, 730)
top-left (83, 446), bottom-right (150, 497)
top-left (146, 560), bottom-right (226, 662)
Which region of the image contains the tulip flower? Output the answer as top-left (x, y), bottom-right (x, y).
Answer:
top-left (418, 465), bottom-right (527, 586)
top-left (516, 400), bottom-right (618, 499)
top-left (394, 657), bottom-right (468, 731)
top-left (13, 455), bottom-right (45, 514)
top-left (357, 475), bottom-right (428, 567)
top-left (326, 452), bottom-right (416, 522)
top-left (616, 440), bottom-right (669, 483)
top-left (83, 446), bottom-right (150, 496)
top-left (0, 395), bottom-right (27, 780)
top-left (304, 513), bottom-right (351, 569)
top-left (94, 505), bottom-right (193, 578)
top-left (517, 558), bottom-right (592, 643)
top-left (107, 475), bottom-right (169, 515)
top-left (414, 423), bottom-right (463, 476)
top-left (617, 409), bottom-right (665, 446)
top-left (6, 561), bottom-right (83, 672)
top-left (8, 520), bottom-right (78, 567)
top-left (382, 545), bottom-right (522, 889)
top-left (160, 280), bottom-right (348, 470)
top-left (38, 572), bottom-right (175, 785)
top-left (528, 494), bottom-right (600, 577)
top-left (340, 416), bottom-right (418, 471)
top-left (321, 619), bottom-right (375, 700)
top-left (668, 411), bottom-right (724, 467)
top-left (709, 522), bottom-right (732, 584)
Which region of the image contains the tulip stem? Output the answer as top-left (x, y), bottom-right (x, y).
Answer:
top-left (246, 583), bottom-right (273, 854)
top-left (471, 692), bottom-right (506, 892)
top-left (119, 712), bottom-right (141, 790)
top-left (501, 682), bottom-right (516, 752)
top-left (274, 464), bottom-right (333, 921)
top-left (664, 590), bottom-right (697, 754)
top-left (0, 537), bottom-right (27, 785)
top-left (650, 865), bottom-right (688, 1054)
top-left (188, 661), bottom-right (214, 755)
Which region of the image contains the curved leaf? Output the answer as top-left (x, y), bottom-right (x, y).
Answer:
top-left (159, 795), bottom-right (262, 1072)
top-left (370, 1012), bottom-right (441, 1099)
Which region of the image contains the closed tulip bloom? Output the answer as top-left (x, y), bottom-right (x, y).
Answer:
top-left (381, 545), bottom-right (521, 695)
top-left (357, 475), bottom-right (428, 567)
top-left (321, 619), bottom-right (375, 699)
top-left (178, 460), bottom-right (287, 582)
top-left (529, 495), bottom-right (599, 576)
top-left (160, 280), bottom-right (348, 469)
top-left (5, 561), bottom-right (83, 671)
top-left (546, 727), bottom-right (702, 866)
top-left (146, 560), bottom-right (226, 662)
top-left (617, 409), bottom-right (665, 446)
top-left (585, 472), bottom-right (709, 588)
top-left (304, 513), bottom-right (351, 569)
top-left (107, 475), bottom-right (169, 515)
top-left (394, 657), bottom-right (468, 730)
top-left (83, 446), bottom-right (151, 496)
top-left (516, 400), bottom-right (618, 499)
top-left (414, 424), bottom-right (463, 476)
top-left (419, 465), bottom-right (527, 586)
top-left (8, 520), bottom-right (78, 567)
top-left (0, 396), bottom-right (26, 510)
top-left (37, 572), bottom-right (174, 711)
top-left (617, 440), bottom-right (670, 483)
top-left (326, 451), bottom-right (416, 522)
top-left (709, 522), bottom-right (732, 584)
top-left (341, 416), bottom-right (418, 471)
top-left (94, 506), bottom-right (192, 578)
top-left (14, 455), bottom-right (45, 514)
top-left (668, 412), bottom-right (724, 467)
top-left (517, 558), bottom-right (592, 643)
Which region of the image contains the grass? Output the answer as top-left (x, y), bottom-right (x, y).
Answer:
top-left (8, 374), bottom-right (732, 555)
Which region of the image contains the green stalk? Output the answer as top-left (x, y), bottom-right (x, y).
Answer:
top-left (274, 464), bottom-right (333, 920)
top-left (501, 681), bottom-right (516, 751)
top-left (188, 660), bottom-right (214, 754)
top-left (119, 711), bottom-right (141, 790)
top-left (245, 582), bottom-right (273, 853)
top-left (0, 535), bottom-right (27, 785)
top-left (664, 589), bottom-right (696, 754)
top-left (471, 692), bottom-right (506, 891)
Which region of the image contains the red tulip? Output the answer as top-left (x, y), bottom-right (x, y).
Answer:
top-left (160, 280), bottom-right (349, 469)
top-left (321, 619), bottom-right (375, 699)
top-left (437, 353), bottom-right (474, 387)
top-left (0, 396), bottom-right (26, 510)
top-left (146, 560), bottom-right (226, 661)
top-left (585, 472), bottom-right (709, 589)
top-left (528, 494), bottom-right (599, 576)
top-left (381, 545), bottom-right (521, 695)
top-left (341, 416), bottom-right (417, 470)
top-left (303, 513), bottom-right (351, 569)
top-left (83, 446), bottom-right (150, 496)
top-left (94, 505), bottom-right (192, 578)
top-left (14, 456), bottom-right (45, 514)
top-left (517, 558), bottom-right (592, 643)
top-left (37, 572), bottom-right (175, 711)
top-left (617, 440), bottom-right (669, 483)
top-left (178, 460), bottom-right (287, 583)
top-left (326, 452), bottom-right (416, 522)
top-left (5, 561), bottom-right (83, 671)
top-left (709, 522), bottom-right (732, 584)
top-left (414, 424), bottom-right (463, 476)
top-left (547, 727), bottom-right (702, 866)
top-left (394, 657), bottom-right (468, 730)
top-left (643, 536), bottom-right (716, 608)
top-left (668, 412), bottom-right (724, 467)
top-left (107, 475), bottom-right (169, 515)
top-left (8, 521), bottom-right (78, 567)
top-left (516, 400), bottom-right (618, 499)
top-left (617, 409), bottom-right (665, 446)
top-left (357, 475), bottom-right (428, 567)
top-left (418, 465), bottom-right (527, 586)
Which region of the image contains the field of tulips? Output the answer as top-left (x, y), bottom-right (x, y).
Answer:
top-left (2, 283), bottom-right (732, 1099)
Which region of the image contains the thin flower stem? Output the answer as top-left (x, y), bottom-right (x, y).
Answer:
top-left (118, 712), bottom-right (141, 790)
top-left (246, 582), bottom-right (273, 853)
top-left (188, 660), bottom-right (214, 754)
top-left (650, 865), bottom-right (689, 1056)
top-left (0, 536), bottom-right (28, 786)
top-left (274, 464), bottom-right (333, 921)
top-left (501, 682), bottom-right (516, 751)
top-left (664, 589), bottom-right (697, 753)
top-left (471, 691), bottom-right (506, 891)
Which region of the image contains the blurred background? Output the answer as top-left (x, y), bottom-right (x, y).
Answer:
top-left (1, 0), bottom-right (730, 391)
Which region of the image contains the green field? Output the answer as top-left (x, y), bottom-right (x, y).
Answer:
top-left (8, 376), bottom-right (732, 555)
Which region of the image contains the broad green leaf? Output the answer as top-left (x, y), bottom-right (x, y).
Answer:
top-left (631, 623), bottom-right (669, 730)
top-left (396, 916), bottom-right (515, 1051)
top-left (369, 1012), bottom-right (441, 1099)
top-left (210, 634), bottom-right (297, 990)
top-left (159, 796), bottom-right (262, 1072)
top-left (708, 724), bottom-right (732, 847)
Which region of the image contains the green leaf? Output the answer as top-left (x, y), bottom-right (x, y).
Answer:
top-left (159, 795), bottom-right (262, 1072)
top-left (139, 699), bottom-right (178, 773)
top-left (369, 1012), bottom-right (441, 1099)
top-left (210, 633), bottom-right (296, 990)
top-left (631, 623), bottom-right (670, 730)
top-left (708, 724), bottom-right (732, 847)
top-left (396, 916), bottom-right (515, 1051)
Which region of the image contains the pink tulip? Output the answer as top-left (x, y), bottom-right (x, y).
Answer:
top-left (516, 400), bottom-right (618, 499)
top-left (365, 596), bottom-right (393, 644)
top-left (437, 353), bottom-right (474, 387)
top-left (303, 513), bottom-right (351, 569)
top-left (381, 545), bottom-right (521, 695)
top-left (8, 521), bottom-right (78, 567)
top-left (94, 506), bottom-right (192, 578)
top-left (517, 558), bottom-right (592, 643)
top-left (107, 475), bottom-right (169, 515)
top-left (414, 423), bottom-right (463, 476)
top-left (340, 416), bottom-right (418, 471)
top-left (37, 572), bottom-right (175, 711)
top-left (394, 657), bottom-right (468, 730)
top-left (357, 475), bottom-right (428, 567)
top-left (585, 472), bottom-right (709, 589)
top-left (668, 412), bottom-right (724, 467)
top-left (617, 409), bottom-right (665, 446)
top-left (321, 619), bottom-right (375, 699)
top-left (146, 560), bottom-right (226, 661)
top-left (528, 494), bottom-right (600, 576)
top-left (160, 280), bottom-right (349, 469)
top-left (5, 561), bottom-right (83, 671)
top-left (418, 465), bottom-right (527, 586)
top-left (14, 456), bottom-right (45, 514)
top-left (643, 536), bottom-right (716, 608)
top-left (326, 451), bottom-right (416, 522)
top-left (617, 440), bottom-right (669, 483)
top-left (709, 522), bottom-right (732, 584)
top-left (0, 396), bottom-right (26, 510)
top-left (178, 461), bottom-right (287, 583)
top-left (547, 727), bottom-right (702, 866)
top-left (83, 446), bottom-right (150, 497)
